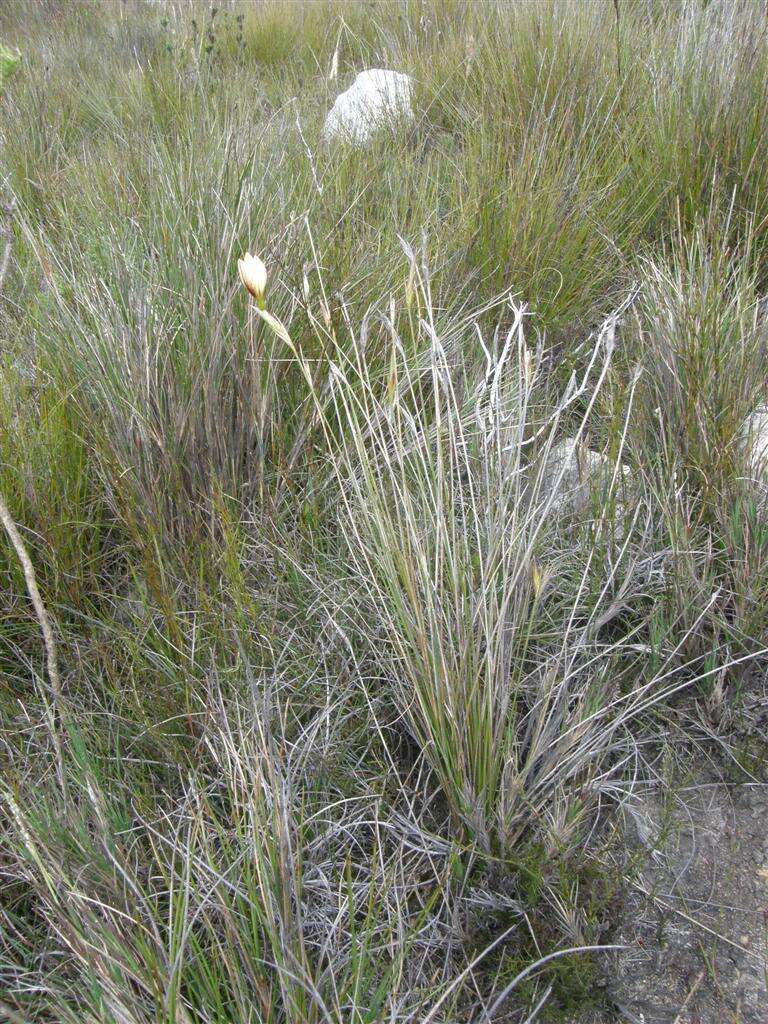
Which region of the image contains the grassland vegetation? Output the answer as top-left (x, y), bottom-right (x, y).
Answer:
top-left (1, 1), bottom-right (768, 1020)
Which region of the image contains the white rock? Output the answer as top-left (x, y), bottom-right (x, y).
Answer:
top-left (742, 407), bottom-right (768, 480)
top-left (539, 437), bottom-right (629, 514)
top-left (322, 69), bottom-right (414, 146)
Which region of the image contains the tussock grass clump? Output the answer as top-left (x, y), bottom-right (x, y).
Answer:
top-left (1, 1), bottom-right (768, 1021)
top-left (311, 268), bottom-right (640, 858)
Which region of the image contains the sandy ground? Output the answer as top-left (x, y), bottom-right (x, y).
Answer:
top-left (569, 692), bottom-right (768, 1024)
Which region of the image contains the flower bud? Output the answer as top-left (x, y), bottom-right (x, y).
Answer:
top-left (238, 252), bottom-right (267, 307)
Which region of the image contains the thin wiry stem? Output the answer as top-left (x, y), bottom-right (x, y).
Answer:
top-left (0, 493), bottom-right (68, 799)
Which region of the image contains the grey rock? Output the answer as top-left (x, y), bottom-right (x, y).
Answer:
top-left (538, 437), bottom-right (630, 515)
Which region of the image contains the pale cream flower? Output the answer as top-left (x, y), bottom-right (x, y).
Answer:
top-left (238, 252), bottom-right (267, 307)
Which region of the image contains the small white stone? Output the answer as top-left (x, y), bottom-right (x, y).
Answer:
top-left (539, 437), bottom-right (628, 513)
top-left (742, 406), bottom-right (768, 480)
top-left (322, 69), bottom-right (415, 146)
